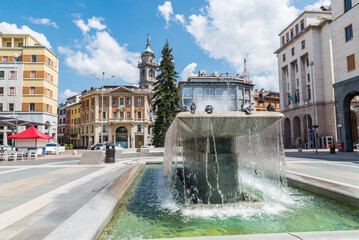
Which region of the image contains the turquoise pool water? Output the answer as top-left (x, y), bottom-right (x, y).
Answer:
top-left (100, 166), bottom-right (359, 240)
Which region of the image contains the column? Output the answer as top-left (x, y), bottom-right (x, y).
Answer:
top-left (11, 37), bottom-right (14, 48)
top-left (95, 95), bottom-right (99, 121)
top-left (144, 96), bottom-right (148, 120)
top-left (23, 38), bottom-right (25, 46)
top-left (131, 96), bottom-right (135, 120)
top-left (0, 37), bottom-right (2, 47)
top-left (131, 125), bottom-right (135, 148)
top-left (109, 95), bottom-right (112, 119)
top-left (144, 125), bottom-right (148, 145)
top-left (3, 127), bottom-right (7, 145)
top-left (108, 126), bottom-right (113, 143)
top-left (94, 124), bottom-right (99, 144)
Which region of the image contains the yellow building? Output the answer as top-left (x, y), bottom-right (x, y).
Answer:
top-left (68, 102), bottom-right (81, 147)
top-left (0, 32), bottom-right (59, 144)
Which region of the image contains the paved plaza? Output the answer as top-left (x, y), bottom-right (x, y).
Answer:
top-left (0, 150), bottom-right (357, 239)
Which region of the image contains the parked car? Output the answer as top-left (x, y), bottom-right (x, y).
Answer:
top-left (0, 145), bottom-right (11, 151)
top-left (46, 143), bottom-right (58, 154)
top-left (90, 143), bottom-right (106, 150)
top-left (114, 143), bottom-right (124, 150)
top-left (141, 144), bottom-right (155, 149)
top-left (354, 142), bottom-right (359, 149)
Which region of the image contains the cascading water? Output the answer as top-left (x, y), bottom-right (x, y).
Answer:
top-left (163, 111), bottom-right (287, 204)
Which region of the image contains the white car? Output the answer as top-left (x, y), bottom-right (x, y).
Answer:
top-left (141, 144), bottom-right (155, 149)
top-left (46, 143), bottom-right (58, 154)
top-left (114, 143), bottom-right (124, 150)
top-left (0, 145), bottom-right (12, 151)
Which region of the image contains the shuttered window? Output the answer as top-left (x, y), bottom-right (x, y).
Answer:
top-left (347, 54), bottom-right (356, 71)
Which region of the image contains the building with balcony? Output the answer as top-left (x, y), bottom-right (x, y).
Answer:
top-left (0, 32), bottom-right (59, 145)
top-left (254, 89), bottom-right (280, 112)
top-left (57, 101), bottom-right (67, 145)
top-left (79, 85), bottom-right (153, 148)
top-left (69, 101), bottom-right (81, 147)
top-left (332, 0), bottom-right (359, 151)
top-left (178, 70), bottom-right (255, 112)
top-left (274, 10), bottom-right (337, 148)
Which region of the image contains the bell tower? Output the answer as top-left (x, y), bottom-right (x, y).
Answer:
top-left (138, 36), bottom-right (158, 90)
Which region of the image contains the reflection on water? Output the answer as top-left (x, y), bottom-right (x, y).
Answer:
top-left (100, 166), bottom-right (359, 240)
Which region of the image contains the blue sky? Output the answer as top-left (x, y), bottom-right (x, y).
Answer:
top-left (0, 0), bottom-right (330, 102)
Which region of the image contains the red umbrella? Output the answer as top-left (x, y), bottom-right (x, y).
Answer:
top-left (7, 126), bottom-right (53, 139)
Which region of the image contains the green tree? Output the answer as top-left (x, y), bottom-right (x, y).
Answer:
top-left (152, 40), bottom-right (180, 147)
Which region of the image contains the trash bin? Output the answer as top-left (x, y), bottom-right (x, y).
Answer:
top-left (338, 142), bottom-right (343, 152)
top-left (330, 145), bottom-right (335, 154)
top-left (105, 144), bottom-right (116, 163)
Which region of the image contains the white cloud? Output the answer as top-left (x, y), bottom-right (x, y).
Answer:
top-left (175, 14), bottom-right (185, 24)
top-left (304, 0), bottom-right (331, 10)
top-left (28, 17), bottom-right (58, 29)
top-left (158, 1), bottom-right (174, 28)
top-left (62, 89), bottom-right (79, 99)
top-left (158, 0), bottom-right (300, 90)
top-left (181, 63), bottom-right (197, 81)
top-left (73, 19), bottom-right (90, 34)
top-left (0, 22), bottom-right (52, 48)
top-left (87, 17), bottom-right (106, 31)
top-left (59, 17), bottom-right (140, 84)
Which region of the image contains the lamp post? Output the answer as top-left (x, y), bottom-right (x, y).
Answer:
top-left (13, 53), bottom-right (18, 116)
top-left (310, 61), bottom-right (318, 154)
top-left (304, 101), bottom-right (309, 149)
top-left (90, 72), bottom-right (115, 144)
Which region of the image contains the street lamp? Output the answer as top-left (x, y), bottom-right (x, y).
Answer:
top-left (310, 61), bottom-right (318, 154)
top-left (13, 53), bottom-right (18, 116)
top-left (90, 72), bottom-right (116, 144)
top-left (304, 101), bottom-right (309, 149)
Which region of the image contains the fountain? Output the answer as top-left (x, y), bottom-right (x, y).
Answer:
top-left (163, 111), bottom-right (286, 204)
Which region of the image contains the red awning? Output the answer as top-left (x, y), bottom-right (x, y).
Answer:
top-left (7, 126), bottom-right (53, 139)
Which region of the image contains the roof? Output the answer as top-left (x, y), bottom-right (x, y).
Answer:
top-left (142, 37), bottom-right (154, 54)
top-left (7, 126), bottom-right (53, 139)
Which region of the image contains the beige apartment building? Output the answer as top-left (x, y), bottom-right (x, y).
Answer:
top-left (79, 86), bottom-right (153, 148)
top-left (332, 0), bottom-right (359, 151)
top-left (0, 32), bottom-right (59, 144)
top-left (275, 10), bottom-right (337, 148)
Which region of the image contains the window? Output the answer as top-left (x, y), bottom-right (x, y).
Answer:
top-left (137, 97), bottom-right (142, 105)
top-left (347, 54), bottom-right (356, 71)
top-left (283, 54), bottom-right (286, 62)
top-left (91, 126), bottom-right (94, 133)
top-left (9, 103), bottom-right (13, 112)
top-left (48, 58), bottom-right (51, 66)
top-left (75, 109), bottom-right (77, 114)
top-left (301, 40), bottom-right (306, 50)
top-left (286, 32), bottom-right (289, 42)
top-left (103, 97), bottom-right (107, 106)
top-left (103, 111), bottom-right (106, 119)
top-left (86, 126), bottom-right (88, 133)
top-left (120, 98), bottom-right (124, 105)
top-left (102, 125), bottom-right (106, 132)
top-left (3, 56), bottom-right (8, 62)
top-left (306, 58), bottom-right (309, 67)
top-left (281, 36), bottom-right (285, 46)
top-left (297, 78), bottom-right (299, 87)
top-left (6, 43), bottom-right (11, 47)
top-left (295, 24), bottom-right (299, 35)
top-left (113, 98), bottom-right (117, 106)
top-left (47, 89), bottom-right (50, 97)
top-left (290, 28), bottom-right (294, 38)
top-left (0, 103), bottom-right (2, 111)
top-left (9, 87), bottom-right (15, 95)
top-left (31, 55), bottom-right (37, 62)
top-left (345, 0), bottom-right (352, 12)
top-left (10, 71), bottom-right (16, 79)
top-left (296, 89), bottom-right (300, 103)
top-left (30, 71), bottom-right (36, 78)
top-left (0, 71), bottom-right (4, 78)
top-left (127, 111), bottom-right (131, 119)
top-left (113, 111), bottom-right (117, 118)
top-left (0, 87), bottom-right (3, 95)
top-left (18, 43), bottom-right (23, 47)
top-left (307, 73), bottom-right (310, 83)
top-left (138, 111), bottom-right (142, 120)
top-left (30, 103), bottom-right (35, 111)
top-left (126, 98), bottom-right (131, 105)
top-left (345, 25), bottom-right (353, 41)
top-left (295, 63), bottom-right (298, 73)
top-left (300, 20), bottom-right (305, 30)
top-left (137, 124), bottom-right (142, 132)
top-left (46, 104), bottom-right (49, 112)
top-left (30, 87), bottom-right (35, 94)
top-left (307, 86), bottom-right (311, 99)
top-left (291, 47), bottom-right (295, 56)
top-left (47, 73), bottom-right (51, 81)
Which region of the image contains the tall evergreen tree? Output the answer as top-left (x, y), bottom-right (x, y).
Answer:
top-left (152, 40), bottom-right (180, 147)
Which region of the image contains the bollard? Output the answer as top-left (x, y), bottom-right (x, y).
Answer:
top-left (298, 148), bottom-right (302, 153)
top-left (105, 144), bottom-right (116, 163)
top-left (73, 150), bottom-right (77, 155)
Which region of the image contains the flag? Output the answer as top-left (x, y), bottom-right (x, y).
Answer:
top-left (288, 94), bottom-right (293, 105)
top-left (295, 92), bottom-right (298, 103)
